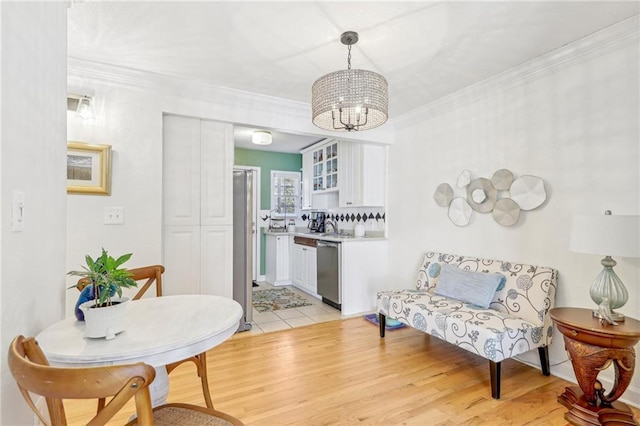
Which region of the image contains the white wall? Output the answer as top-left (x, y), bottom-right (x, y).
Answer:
top-left (66, 61), bottom-right (394, 312)
top-left (0, 2), bottom-right (67, 425)
top-left (387, 18), bottom-right (639, 405)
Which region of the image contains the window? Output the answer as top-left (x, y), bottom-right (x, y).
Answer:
top-left (271, 170), bottom-right (301, 218)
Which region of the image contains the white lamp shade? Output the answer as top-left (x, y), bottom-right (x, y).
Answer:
top-left (570, 214), bottom-right (640, 258)
top-left (252, 131), bottom-right (272, 145)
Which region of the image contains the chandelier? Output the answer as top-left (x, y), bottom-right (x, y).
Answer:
top-left (312, 31), bottom-right (388, 132)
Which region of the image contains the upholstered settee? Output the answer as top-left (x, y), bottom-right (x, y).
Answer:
top-left (376, 251), bottom-right (557, 399)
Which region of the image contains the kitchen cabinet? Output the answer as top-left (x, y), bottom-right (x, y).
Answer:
top-left (162, 115), bottom-right (234, 297)
top-left (302, 139), bottom-right (385, 209)
top-left (339, 142), bottom-right (386, 207)
top-left (339, 240), bottom-right (388, 316)
top-left (302, 139), bottom-right (339, 194)
top-left (265, 233), bottom-right (291, 285)
top-left (291, 237), bottom-right (317, 296)
top-left (301, 151), bottom-right (313, 210)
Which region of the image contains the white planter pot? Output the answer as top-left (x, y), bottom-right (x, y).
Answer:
top-left (80, 297), bottom-right (129, 340)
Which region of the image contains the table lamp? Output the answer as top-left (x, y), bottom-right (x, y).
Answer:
top-left (569, 210), bottom-right (640, 322)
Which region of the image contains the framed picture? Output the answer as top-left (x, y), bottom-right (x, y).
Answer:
top-left (67, 142), bottom-right (112, 195)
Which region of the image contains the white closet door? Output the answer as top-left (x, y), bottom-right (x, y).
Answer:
top-left (200, 226), bottom-right (233, 298)
top-left (200, 120), bottom-right (233, 226)
top-left (163, 115), bottom-right (201, 226)
top-left (163, 226), bottom-right (201, 295)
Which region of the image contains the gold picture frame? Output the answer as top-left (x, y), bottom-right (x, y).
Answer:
top-left (67, 142), bottom-right (112, 195)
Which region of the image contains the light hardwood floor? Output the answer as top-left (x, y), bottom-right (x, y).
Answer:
top-left (64, 318), bottom-right (639, 425)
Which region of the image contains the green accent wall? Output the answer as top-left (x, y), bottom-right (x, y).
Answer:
top-left (235, 148), bottom-right (302, 275)
top-left (235, 148), bottom-right (302, 209)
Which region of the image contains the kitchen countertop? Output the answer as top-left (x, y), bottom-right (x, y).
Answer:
top-left (264, 229), bottom-right (386, 242)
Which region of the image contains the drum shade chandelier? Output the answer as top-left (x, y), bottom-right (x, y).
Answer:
top-left (312, 31), bottom-right (388, 132)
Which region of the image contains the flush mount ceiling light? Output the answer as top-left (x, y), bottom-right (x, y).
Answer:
top-left (312, 31), bottom-right (388, 132)
top-left (252, 130), bottom-right (272, 145)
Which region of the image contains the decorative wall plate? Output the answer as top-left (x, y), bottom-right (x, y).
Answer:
top-left (448, 198), bottom-right (472, 226)
top-left (434, 183), bottom-right (454, 207)
top-left (491, 169), bottom-right (514, 190)
top-left (510, 175), bottom-right (546, 210)
top-left (471, 188), bottom-right (487, 203)
top-left (466, 178), bottom-right (497, 213)
top-left (492, 198), bottom-right (520, 226)
top-left (457, 170), bottom-right (472, 188)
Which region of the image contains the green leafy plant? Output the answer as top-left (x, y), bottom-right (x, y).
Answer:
top-left (68, 248), bottom-right (137, 307)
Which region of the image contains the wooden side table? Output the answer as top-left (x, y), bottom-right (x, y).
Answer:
top-left (550, 307), bottom-right (640, 426)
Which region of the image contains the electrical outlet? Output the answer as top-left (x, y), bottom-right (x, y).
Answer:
top-left (104, 207), bottom-right (125, 225)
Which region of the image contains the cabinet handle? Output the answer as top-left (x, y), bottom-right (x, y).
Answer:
top-left (570, 330), bottom-right (578, 337)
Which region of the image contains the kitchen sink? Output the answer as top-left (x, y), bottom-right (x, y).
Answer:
top-left (317, 232), bottom-right (355, 239)
top-left (267, 228), bottom-right (288, 233)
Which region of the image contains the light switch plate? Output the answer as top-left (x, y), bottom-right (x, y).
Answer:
top-left (104, 207), bottom-right (125, 225)
top-left (11, 191), bottom-right (25, 232)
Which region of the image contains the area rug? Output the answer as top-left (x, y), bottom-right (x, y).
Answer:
top-left (252, 288), bottom-right (313, 313)
top-left (363, 313), bottom-right (407, 330)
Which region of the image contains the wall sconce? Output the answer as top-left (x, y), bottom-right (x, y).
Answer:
top-left (76, 96), bottom-right (95, 119)
top-left (67, 94), bottom-right (95, 120)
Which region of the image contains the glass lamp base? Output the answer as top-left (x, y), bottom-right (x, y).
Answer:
top-left (592, 309), bottom-right (625, 322)
top-left (589, 256), bottom-right (629, 323)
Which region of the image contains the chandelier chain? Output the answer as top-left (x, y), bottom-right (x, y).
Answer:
top-left (347, 44), bottom-right (352, 70)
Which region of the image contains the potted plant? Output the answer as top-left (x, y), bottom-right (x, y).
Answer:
top-left (68, 248), bottom-right (138, 339)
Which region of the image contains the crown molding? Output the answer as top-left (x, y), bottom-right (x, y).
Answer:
top-left (67, 57), bottom-right (312, 120)
top-left (394, 15), bottom-right (639, 128)
top-left (67, 57), bottom-right (396, 143)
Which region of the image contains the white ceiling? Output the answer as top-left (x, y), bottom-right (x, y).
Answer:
top-left (233, 126), bottom-right (324, 153)
top-left (68, 1), bottom-right (639, 152)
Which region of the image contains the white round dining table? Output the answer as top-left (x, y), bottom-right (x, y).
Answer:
top-left (36, 294), bottom-right (242, 406)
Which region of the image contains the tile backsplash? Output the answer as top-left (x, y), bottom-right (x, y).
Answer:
top-left (260, 207), bottom-right (386, 234)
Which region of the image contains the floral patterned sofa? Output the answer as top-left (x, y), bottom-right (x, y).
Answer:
top-left (377, 251), bottom-right (557, 399)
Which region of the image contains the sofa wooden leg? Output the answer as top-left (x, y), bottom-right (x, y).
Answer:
top-left (379, 313), bottom-right (386, 338)
top-left (490, 361), bottom-right (501, 399)
top-left (538, 346), bottom-right (550, 376)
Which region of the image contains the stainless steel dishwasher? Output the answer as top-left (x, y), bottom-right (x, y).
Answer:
top-left (316, 240), bottom-right (341, 310)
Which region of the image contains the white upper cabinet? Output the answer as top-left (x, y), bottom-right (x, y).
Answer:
top-left (338, 142), bottom-right (386, 207)
top-left (301, 151), bottom-right (313, 210)
top-left (163, 116), bottom-right (233, 226)
top-left (301, 139), bottom-right (386, 209)
top-left (305, 139), bottom-right (339, 193)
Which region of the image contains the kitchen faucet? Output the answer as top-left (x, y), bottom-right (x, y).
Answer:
top-left (325, 218), bottom-right (338, 233)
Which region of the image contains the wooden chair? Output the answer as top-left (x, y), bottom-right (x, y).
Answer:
top-left (76, 265), bottom-right (215, 409)
top-left (8, 335), bottom-right (243, 426)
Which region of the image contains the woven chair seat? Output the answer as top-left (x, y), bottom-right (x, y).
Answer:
top-left (126, 403), bottom-right (242, 426)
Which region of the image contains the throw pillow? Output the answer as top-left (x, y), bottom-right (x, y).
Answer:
top-left (434, 264), bottom-right (506, 309)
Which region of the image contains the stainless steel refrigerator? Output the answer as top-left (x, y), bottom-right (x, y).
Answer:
top-left (233, 169), bottom-right (253, 332)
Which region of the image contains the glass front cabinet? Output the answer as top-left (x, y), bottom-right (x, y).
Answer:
top-left (301, 138), bottom-right (385, 210)
top-left (311, 140), bottom-right (338, 192)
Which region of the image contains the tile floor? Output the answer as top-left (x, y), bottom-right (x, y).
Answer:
top-left (246, 282), bottom-right (343, 335)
